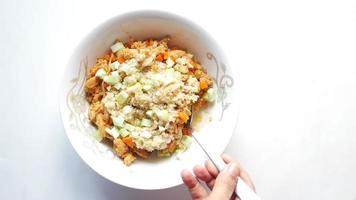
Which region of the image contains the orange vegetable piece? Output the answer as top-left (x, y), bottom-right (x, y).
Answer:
top-left (156, 53), bottom-right (164, 62)
top-left (199, 78), bottom-right (209, 90)
top-left (117, 56), bottom-right (126, 63)
top-left (170, 55), bottom-right (177, 62)
top-left (179, 112), bottom-right (189, 124)
top-left (122, 137), bottom-right (135, 148)
top-left (163, 52), bottom-right (169, 60)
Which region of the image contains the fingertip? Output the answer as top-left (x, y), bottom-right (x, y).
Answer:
top-left (226, 163), bottom-right (240, 179)
top-left (181, 169), bottom-right (210, 198)
top-left (205, 159), bottom-right (219, 177)
top-left (181, 170), bottom-right (196, 188)
top-left (181, 169), bottom-right (190, 177)
top-left (181, 169), bottom-right (192, 181)
top-left (192, 165), bottom-right (202, 172)
top-left (221, 153), bottom-right (233, 163)
top-left (193, 165), bottom-right (213, 182)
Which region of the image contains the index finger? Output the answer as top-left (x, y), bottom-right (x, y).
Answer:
top-left (221, 153), bottom-right (256, 192)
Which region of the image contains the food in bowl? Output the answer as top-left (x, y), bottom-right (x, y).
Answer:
top-left (84, 38), bottom-right (215, 165)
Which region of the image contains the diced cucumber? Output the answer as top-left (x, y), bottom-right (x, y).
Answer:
top-left (110, 42), bottom-right (124, 53)
top-left (141, 118), bottom-right (152, 127)
top-left (146, 110), bottom-right (154, 118)
top-left (124, 123), bottom-right (136, 132)
top-left (119, 59), bottom-right (138, 75)
top-left (113, 82), bottom-right (122, 90)
top-left (203, 88), bottom-right (215, 102)
top-left (156, 109), bottom-right (169, 121)
top-left (119, 128), bottom-right (130, 137)
top-left (109, 61), bottom-right (120, 70)
top-left (92, 130), bottom-right (103, 142)
top-left (166, 58), bottom-right (175, 68)
top-left (103, 71), bottom-right (120, 85)
top-left (95, 68), bottom-right (107, 79)
top-left (105, 127), bottom-right (120, 138)
top-left (122, 105), bottom-right (133, 114)
top-left (126, 83), bottom-right (142, 93)
top-left (115, 91), bottom-right (129, 104)
top-left (112, 115), bottom-right (125, 127)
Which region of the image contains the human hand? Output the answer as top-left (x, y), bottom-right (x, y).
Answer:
top-left (181, 153), bottom-right (256, 200)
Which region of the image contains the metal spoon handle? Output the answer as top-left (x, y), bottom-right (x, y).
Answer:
top-left (193, 136), bottom-right (261, 200)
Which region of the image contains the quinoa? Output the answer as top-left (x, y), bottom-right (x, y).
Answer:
top-left (85, 38), bottom-right (214, 165)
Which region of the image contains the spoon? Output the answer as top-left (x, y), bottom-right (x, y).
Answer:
top-left (188, 108), bottom-right (261, 200)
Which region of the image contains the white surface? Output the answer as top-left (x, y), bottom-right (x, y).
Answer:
top-left (1, 0), bottom-right (356, 199)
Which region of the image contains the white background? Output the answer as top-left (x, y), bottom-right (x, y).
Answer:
top-left (1, 0), bottom-right (356, 199)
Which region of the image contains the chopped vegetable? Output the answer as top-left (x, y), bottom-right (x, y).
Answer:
top-left (110, 61), bottom-right (120, 70)
top-left (111, 42), bottom-right (125, 53)
top-left (119, 128), bottom-right (130, 137)
top-left (203, 88), bottom-right (215, 102)
top-left (146, 110), bottom-right (154, 118)
top-left (122, 105), bottom-right (132, 114)
top-left (104, 71), bottom-right (120, 85)
top-left (112, 116), bottom-right (125, 127)
top-left (113, 82), bottom-right (122, 90)
top-left (126, 82), bottom-right (142, 93)
top-left (156, 53), bottom-right (164, 62)
top-left (119, 60), bottom-right (138, 75)
top-left (105, 127), bottom-right (120, 138)
top-left (92, 130), bottom-right (103, 141)
top-left (95, 68), bottom-right (107, 79)
top-left (178, 112), bottom-right (189, 124)
top-left (199, 78), bottom-right (209, 90)
top-left (117, 56), bottom-right (126, 63)
top-left (166, 58), bottom-right (175, 68)
top-left (124, 123), bottom-right (136, 132)
top-left (141, 118), bottom-right (152, 127)
top-left (115, 91), bottom-right (129, 104)
top-left (163, 52), bottom-right (169, 60)
top-left (122, 137), bottom-right (135, 148)
top-left (156, 109), bottom-right (169, 121)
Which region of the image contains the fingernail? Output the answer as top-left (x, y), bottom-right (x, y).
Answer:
top-left (227, 163), bottom-right (239, 178)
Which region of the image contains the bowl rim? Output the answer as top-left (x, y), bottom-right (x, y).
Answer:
top-left (59, 9), bottom-right (240, 190)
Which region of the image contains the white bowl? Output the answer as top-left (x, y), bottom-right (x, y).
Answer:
top-left (59, 10), bottom-right (238, 190)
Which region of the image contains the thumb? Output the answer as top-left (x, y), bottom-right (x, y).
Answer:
top-left (209, 163), bottom-right (240, 200)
